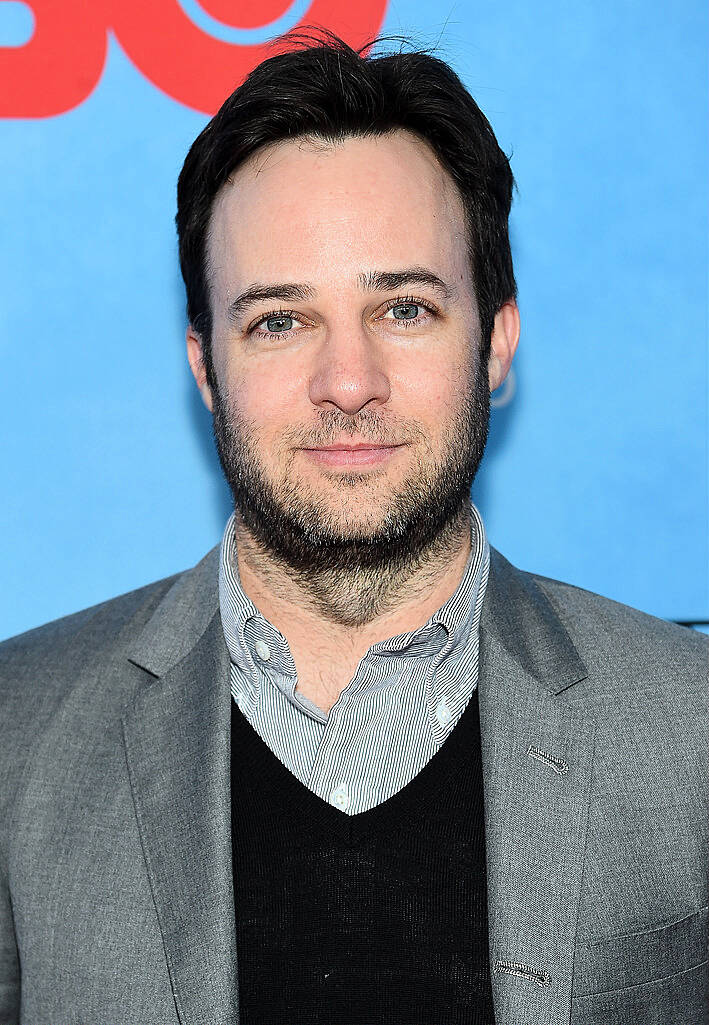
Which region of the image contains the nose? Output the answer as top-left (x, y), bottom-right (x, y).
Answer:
top-left (308, 324), bottom-right (391, 415)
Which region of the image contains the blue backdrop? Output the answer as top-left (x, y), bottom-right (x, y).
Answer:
top-left (1, 0), bottom-right (707, 640)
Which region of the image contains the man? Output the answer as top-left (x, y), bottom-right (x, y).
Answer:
top-left (0, 32), bottom-right (706, 1025)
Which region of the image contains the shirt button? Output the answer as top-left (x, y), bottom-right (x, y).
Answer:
top-left (436, 697), bottom-right (452, 727)
top-left (254, 640), bottom-right (271, 662)
top-left (330, 785), bottom-right (350, 810)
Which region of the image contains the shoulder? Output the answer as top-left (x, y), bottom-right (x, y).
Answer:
top-left (492, 555), bottom-right (707, 792)
top-left (488, 547), bottom-right (707, 699)
top-left (0, 541), bottom-right (221, 713)
top-left (0, 570), bottom-right (186, 830)
top-left (531, 567), bottom-right (706, 666)
top-left (520, 565), bottom-right (707, 722)
top-left (0, 546), bottom-right (221, 826)
top-left (0, 571), bottom-right (184, 759)
top-left (0, 573), bottom-right (180, 684)
top-left (489, 546), bottom-right (707, 653)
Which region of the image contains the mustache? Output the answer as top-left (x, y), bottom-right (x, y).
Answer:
top-left (282, 409), bottom-right (424, 449)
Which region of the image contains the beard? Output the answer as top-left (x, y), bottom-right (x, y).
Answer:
top-left (211, 358), bottom-right (490, 623)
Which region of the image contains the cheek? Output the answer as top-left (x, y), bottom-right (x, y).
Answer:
top-left (225, 362), bottom-right (306, 434)
top-left (392, 360), bottom-right (461, 419)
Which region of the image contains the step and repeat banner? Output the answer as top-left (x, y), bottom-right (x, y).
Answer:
top-left (1, 0), bottom-right (706, 638)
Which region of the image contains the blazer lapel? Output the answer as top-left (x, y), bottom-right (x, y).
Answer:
top-left (121, 549), bottom-right (238, 1025)
top-left (479, 548), bottom-right (597, 1025)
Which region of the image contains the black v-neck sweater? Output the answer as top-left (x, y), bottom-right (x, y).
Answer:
top-left (230, 686), bottom-right (495, 1024)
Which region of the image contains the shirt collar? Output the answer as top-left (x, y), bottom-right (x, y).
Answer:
top-left (218, 516), bottom-right (297, 678)
top-left (218, 501), bottom-right (489, 730)
top-left (367, 500), bottom-right (488, 657)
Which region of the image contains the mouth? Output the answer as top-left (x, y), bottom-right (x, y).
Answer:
top-left (299, 443), bottom-right (406, 467)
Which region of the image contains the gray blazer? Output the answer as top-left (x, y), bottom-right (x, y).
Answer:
top-left (1, 546), bottom-right (707, 1025)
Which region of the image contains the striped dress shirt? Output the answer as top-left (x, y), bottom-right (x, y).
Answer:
top-left (218, 500), bottom-right (490, 815)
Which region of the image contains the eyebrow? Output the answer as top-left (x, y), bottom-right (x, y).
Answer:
top-left (225, 267), bottom-right (455, 322)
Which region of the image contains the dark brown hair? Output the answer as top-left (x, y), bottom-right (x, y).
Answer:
top-left (176, 30), bottom-right (516, 389)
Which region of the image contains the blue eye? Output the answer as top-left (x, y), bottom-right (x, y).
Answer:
top-left (391, 303), bottom-right (420, 320)
top-left (251, 310), bottom-right (303, 338)
top-left (382, 298), bottom-right (436, 325)
top-left (249, 298), bottom-right (434, 341)
top-left (265, 315), bottom-right (294, 333)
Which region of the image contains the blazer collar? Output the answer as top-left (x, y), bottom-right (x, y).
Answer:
top-left (127, 543), bottom-right (588, 694)
top-left (127, 545), bottom-right (221, 678)
top-left (482, 546), bottom-right (588, 694)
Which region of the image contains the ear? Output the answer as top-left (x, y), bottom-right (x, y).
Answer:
top-left (488, 300), bottom-right (520, 392)
top-left (186, 325), bottom-right (214, 413)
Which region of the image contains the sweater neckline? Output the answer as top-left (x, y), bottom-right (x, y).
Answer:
top-left (230, 685), bottom-right (481, 842)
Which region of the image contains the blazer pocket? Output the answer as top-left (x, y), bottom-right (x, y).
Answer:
top-left (572, 905), bottom-right (708, 998)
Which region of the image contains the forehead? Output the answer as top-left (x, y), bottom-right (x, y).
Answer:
top-left (206, 130), bottom-right (471, 296)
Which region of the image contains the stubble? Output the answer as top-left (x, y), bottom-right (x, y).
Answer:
top-left (211, 358), bottom-right (490, 626)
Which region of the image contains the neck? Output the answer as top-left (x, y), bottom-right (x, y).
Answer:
top-left (233, 506), bottom-right (472, 690)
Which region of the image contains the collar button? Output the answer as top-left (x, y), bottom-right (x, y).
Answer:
top-left (436, 697), bottom-right (452, 727)
top-left (254, 639), bottom-right (271, 662)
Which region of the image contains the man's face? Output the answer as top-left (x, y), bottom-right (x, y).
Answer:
top-left (193, 130), bottom-right (492, 577)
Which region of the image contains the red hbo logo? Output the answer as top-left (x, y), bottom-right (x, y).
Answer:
top-left (0, 0), bottom-right (389, 117)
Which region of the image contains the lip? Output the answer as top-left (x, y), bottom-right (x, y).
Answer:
top-left (300, 443), bottom-right (405, 467)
